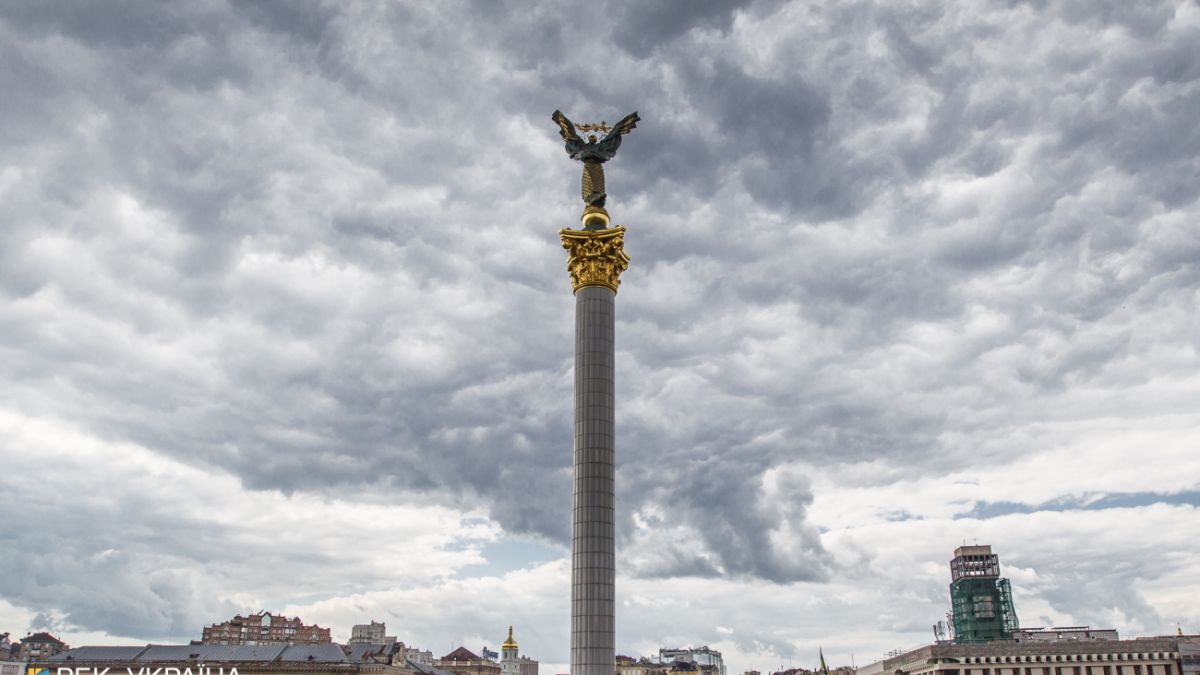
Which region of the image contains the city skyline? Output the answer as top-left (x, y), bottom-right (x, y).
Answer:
top-left (1, 2), bottom-right (1199, 675)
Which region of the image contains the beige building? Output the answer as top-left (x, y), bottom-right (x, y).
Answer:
top-left (350, 622), bottom-right (394, 646)
top-left (403, 646), bottom-right (435, 666)
top-left (856, 638), bottom-right (1185, 675)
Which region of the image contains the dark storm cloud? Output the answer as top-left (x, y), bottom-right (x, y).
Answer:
top-left (1, 0), bottom-right (1199, 643)
top-left (608, 0), bottom-right (756, 58)
top-left (624, 455), bottom-right (830, 582)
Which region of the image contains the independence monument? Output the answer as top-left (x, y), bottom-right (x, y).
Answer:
top-left (552, 109), bottom-right (640, 675)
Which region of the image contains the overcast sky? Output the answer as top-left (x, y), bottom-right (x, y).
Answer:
top-left (2, 1), bottom-right (1199, 673)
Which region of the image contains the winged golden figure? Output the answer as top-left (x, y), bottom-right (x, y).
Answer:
top-left (552, 110), bottom-right (640, 209)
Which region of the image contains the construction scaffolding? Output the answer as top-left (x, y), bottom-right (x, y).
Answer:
top-left (949, 545), bottom-right (1020, 644)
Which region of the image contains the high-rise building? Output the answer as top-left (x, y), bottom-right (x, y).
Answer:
top-left (949, 545), bottom-right (1020, 644)
top-left (200, 611), bottom-right (331, 645)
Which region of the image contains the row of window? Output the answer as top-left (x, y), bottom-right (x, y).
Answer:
top-left (208, 624), bottom-right (307, 629)
top-left (957, 654), bottom-right (1175, 665)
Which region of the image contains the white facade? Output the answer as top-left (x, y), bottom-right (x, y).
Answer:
top-left (1016, 629), bottom-right (1121, 643)
top-left (502, 644), bottom-right (519, 675)
top-left (659, 647), bottom-right (727, 675)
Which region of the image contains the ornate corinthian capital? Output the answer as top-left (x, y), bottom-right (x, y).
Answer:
top-left (560, 226), bottom-right (630, 293)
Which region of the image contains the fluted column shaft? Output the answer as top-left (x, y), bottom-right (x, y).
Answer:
top-left (571, 285), bottom-right (615, 675)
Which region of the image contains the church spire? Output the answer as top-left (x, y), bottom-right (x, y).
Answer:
top-left (502, 625), bottom-right (518, 651)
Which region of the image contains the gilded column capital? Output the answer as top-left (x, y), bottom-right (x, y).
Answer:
top-left (560, 226), bottom-right (630, 293)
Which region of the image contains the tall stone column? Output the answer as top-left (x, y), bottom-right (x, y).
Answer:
top-left (561, 219), bottom-right (629, 675)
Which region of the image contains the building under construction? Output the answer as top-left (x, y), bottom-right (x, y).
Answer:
top-left (950, 545), bottom-right (1020, 644)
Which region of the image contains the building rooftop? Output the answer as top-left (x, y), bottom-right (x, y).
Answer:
top-left (175, 645), bottom-right (288, 662)
top-left (953, 545), bottom-right (994, 558)
top-left (409, 660), bottom-right (455, 675)
top-left (48, 646), bottom-right (149, 662)
top-left (279, 644), bottom-right (350, 663)
top-left (346, 643), bottom-right (392, 662)
top-left (44, 643), bottom-right (354, 666)
top-left (23, 633), bottom-right (66, 645)
top-left (440, 647), bottom-right (482, 662)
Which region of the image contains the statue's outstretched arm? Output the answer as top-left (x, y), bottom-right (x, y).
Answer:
top-left (595, 111), bottom-right (640, 158)
top-left (552, 110), bottom-right (582, 144)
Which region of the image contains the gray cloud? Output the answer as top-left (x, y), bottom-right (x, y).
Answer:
top-left (1, 0), bottom-right (1198, 651)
